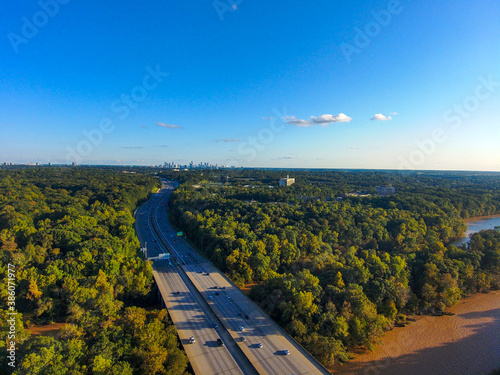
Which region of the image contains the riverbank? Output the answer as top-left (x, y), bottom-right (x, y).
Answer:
top-left (453, 214), bottom-right (500, 247)
top-left (331, 290), bottom-right (500, 375)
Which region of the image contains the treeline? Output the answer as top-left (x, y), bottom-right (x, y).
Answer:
top-left (167, 169), bottom-right (500, 366)
top-left (0, 167), bottom-right (189, 375)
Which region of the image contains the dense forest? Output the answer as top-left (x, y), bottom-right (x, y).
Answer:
top-left (165, 169), bottom-right (500, 366)
top-left (0, 167), bottom-right (189, 375)
top-left (1, 167), bottom-right (499, 372)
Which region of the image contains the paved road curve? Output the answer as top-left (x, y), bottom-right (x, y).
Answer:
top-left (142, 179), bottom-right (332, 375)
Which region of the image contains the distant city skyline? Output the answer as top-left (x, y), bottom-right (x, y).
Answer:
top-left (1, 1), bottom-right (499, 171)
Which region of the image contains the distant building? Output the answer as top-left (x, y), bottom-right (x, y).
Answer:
top-left (376, 186), bottom-right (396, 196)
top-left (279, 175), bottom-right (295, 186)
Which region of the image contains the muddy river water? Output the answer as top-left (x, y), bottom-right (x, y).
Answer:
top-left (332, 290), bottom-right (500, 375)
top-left (332, 215), bottom-right (500, 375)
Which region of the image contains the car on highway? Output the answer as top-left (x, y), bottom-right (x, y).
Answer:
top-left (283, 349), bottom-right (290, 355)
top-left (256, 343), bottom-right (262, 348)
top-left (212, 322), bottom-right (218, 328)
top-left (209, 295), bottom-right (214, 300)
top-left (215, 292), bottom-right (220, 296)
top-left (226, 295), bottom-right (231, 299)
top-left (188, 336), bottom-right (195, 344)
top-left (217, 338), bottom-right (224, 346)
top-left (238, 326), bottom-right (244, 331)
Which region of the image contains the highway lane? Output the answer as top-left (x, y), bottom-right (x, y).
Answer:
top-left (147, 194), bottom-right (259, 375)
top-left (152, 180), bottom-right (331, 375)
top-left (135, 194), bottom-right (248, 375)
top-left (185, 265), bottom-right (304, 375)
top-left (153, 264), bottom-right (240, 375)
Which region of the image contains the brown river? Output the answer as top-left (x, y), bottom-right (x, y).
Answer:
top-left (331, 215), bottom-right (500, 375)
top-left (332, 290), bottom-right (500, 375)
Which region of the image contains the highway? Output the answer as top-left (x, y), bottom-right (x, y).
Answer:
top-left (137, 179), bottom-right (331, 375)
top-left (135, 190), bottom-right (252, 375)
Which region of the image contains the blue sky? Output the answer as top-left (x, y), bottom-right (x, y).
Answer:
top-left (1, 0), bottom-right (499, 170)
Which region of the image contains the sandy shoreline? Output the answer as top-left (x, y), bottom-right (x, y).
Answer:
top-left (331, 290), bottom-right (500, 375)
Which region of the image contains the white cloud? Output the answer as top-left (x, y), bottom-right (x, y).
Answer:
top-left (262, 116), bottom-right (274, 120)
top-left (212, 138), bottom-right (241, 143)
top-left (277, 156), bottom-right (296, 160)
top-left (283, 116), bottom-right (313, 127)
top-left (390, 112), bottom-right (398, 115)
top-left (311, 113), bottom-right (352, 124)
top-left (284, 113), bottom-right (352, 127)
top-left (371, 113), bottom-right (392, 121)
top-left (157, 122), bottom-right (183, 129)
